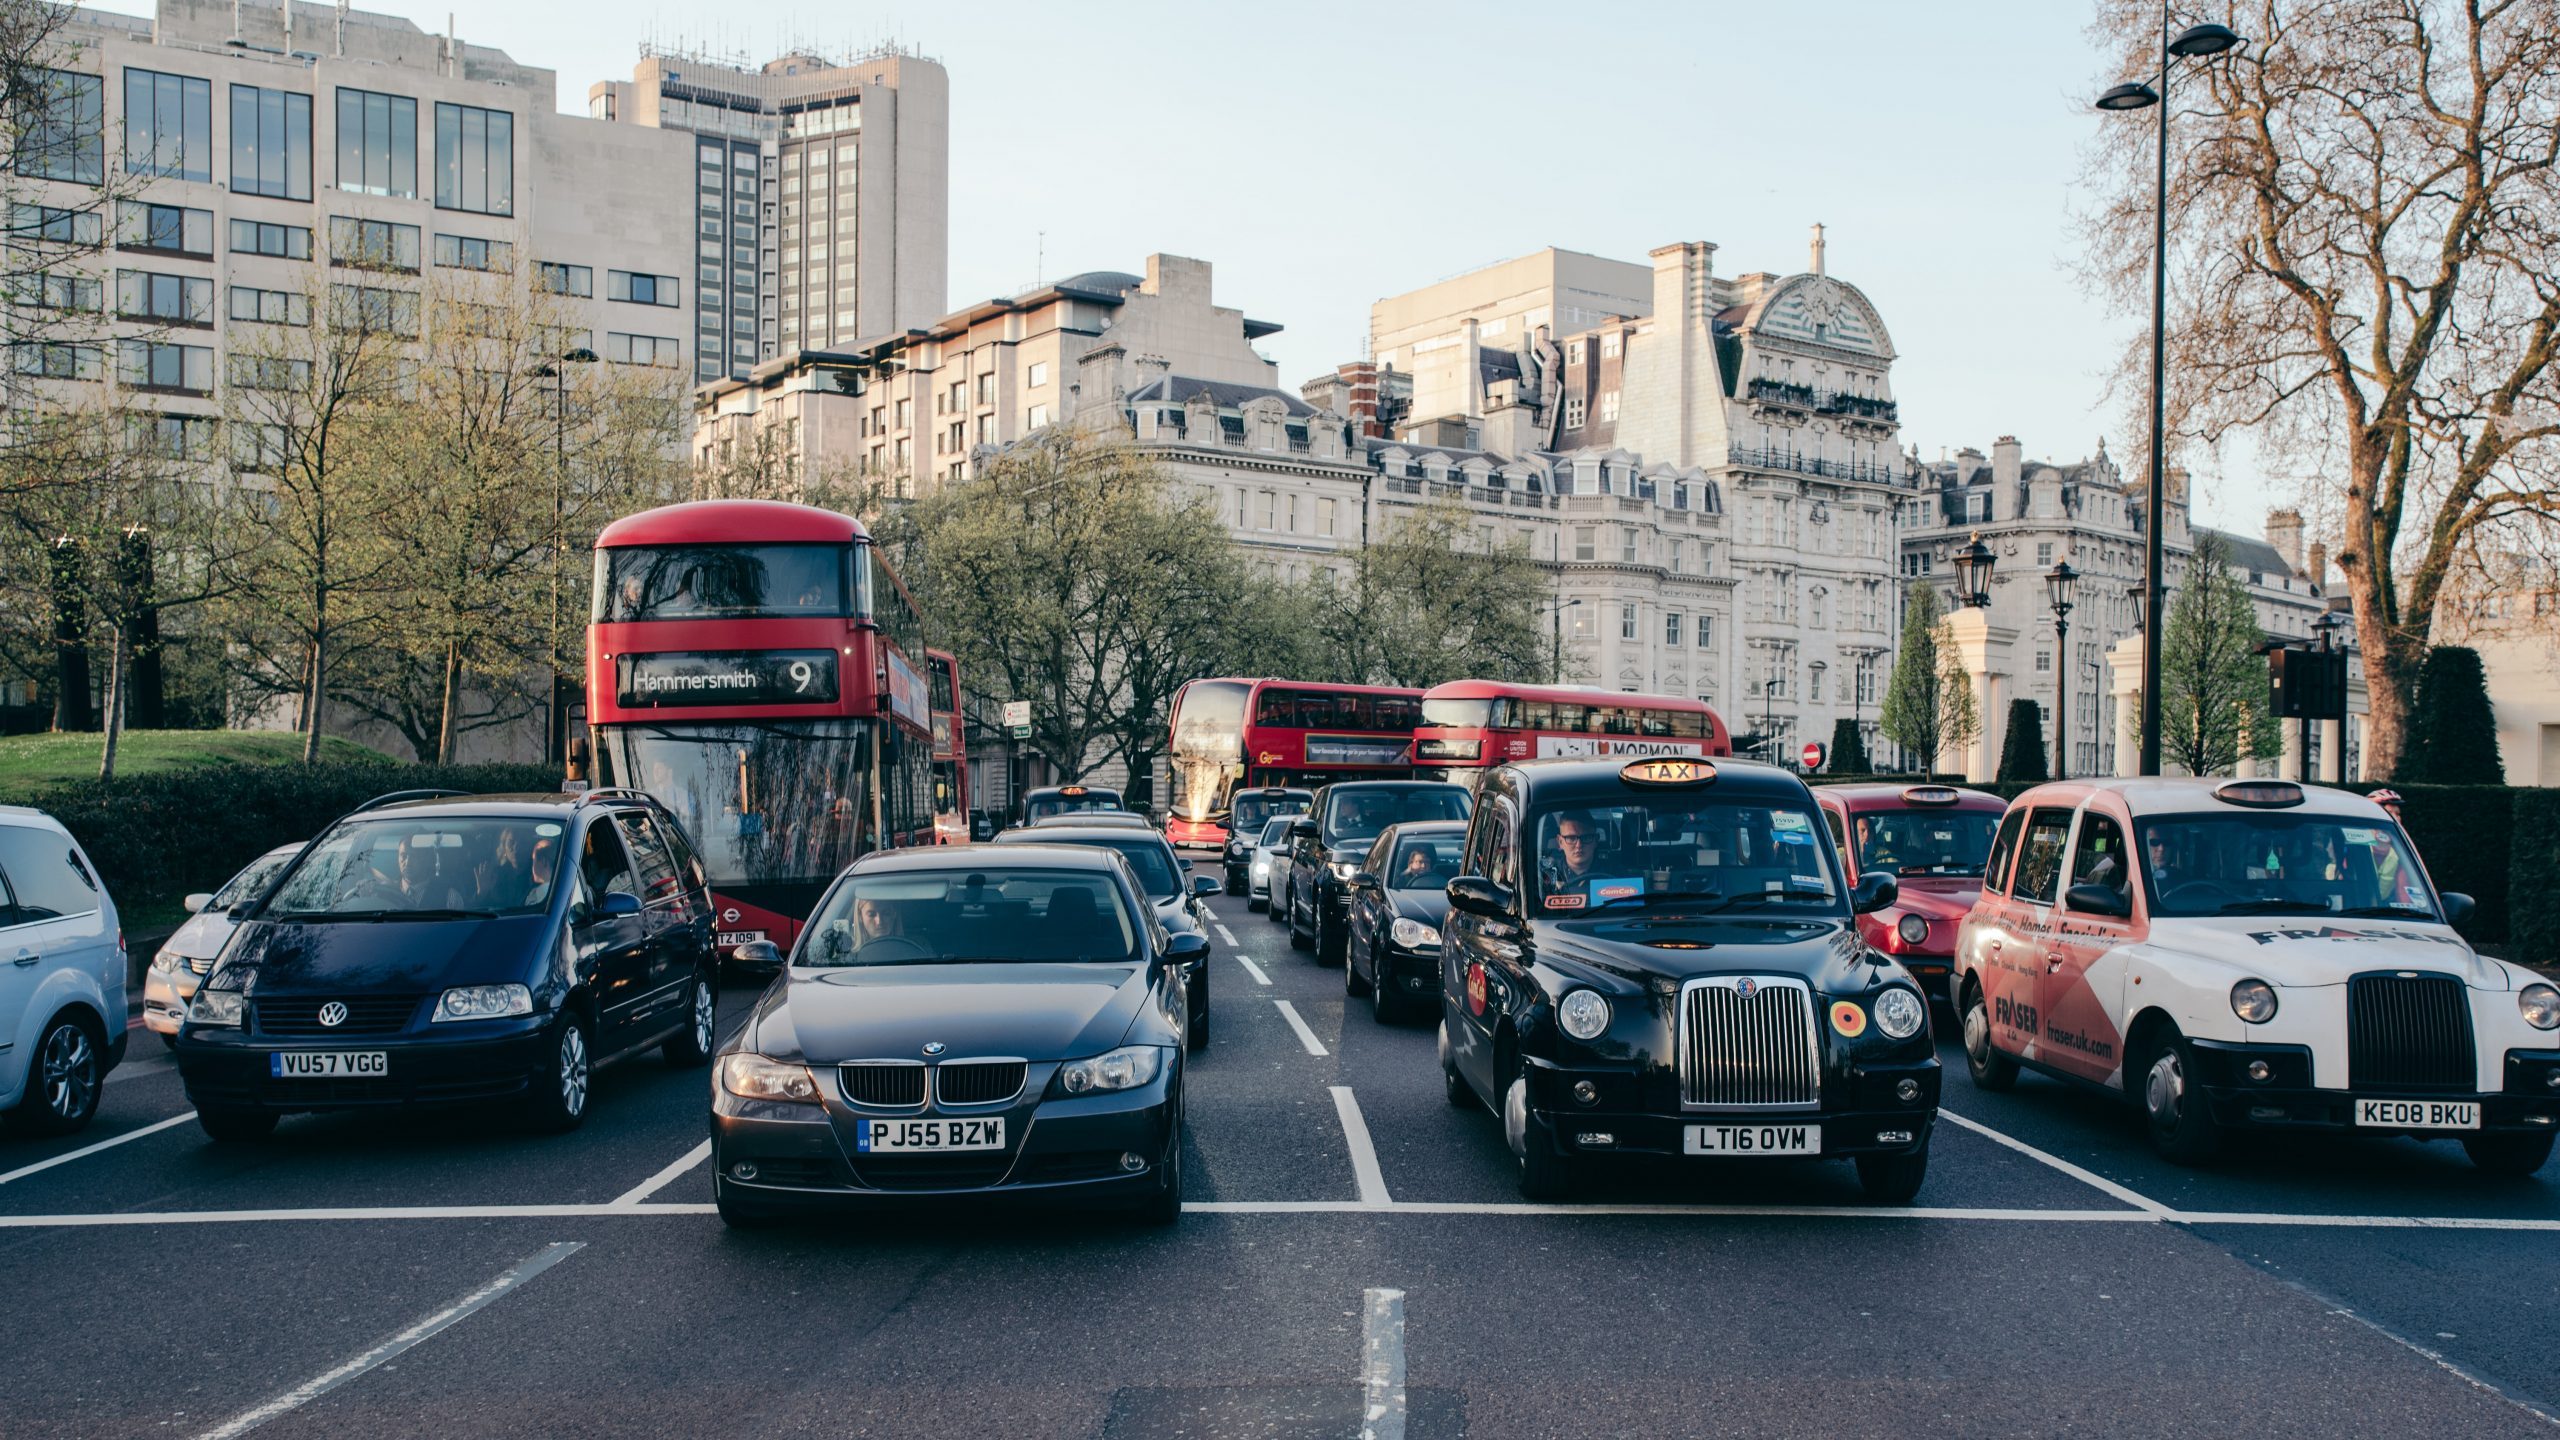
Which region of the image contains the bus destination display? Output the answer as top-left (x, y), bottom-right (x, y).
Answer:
top-left (617, 650), bottom-right (840, 707)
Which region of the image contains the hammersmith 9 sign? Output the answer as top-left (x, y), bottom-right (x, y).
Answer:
top-left (617, 650), bottom-right (840, 708)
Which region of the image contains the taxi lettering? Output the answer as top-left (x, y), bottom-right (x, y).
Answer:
top-left (1993, 995), bottom-right (2040, 1036)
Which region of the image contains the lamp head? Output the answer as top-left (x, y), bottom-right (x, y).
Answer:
top-left (2096, 81), bottom-right (2160, 111)
top-left (2169, 23), bottom-right (2241, 57)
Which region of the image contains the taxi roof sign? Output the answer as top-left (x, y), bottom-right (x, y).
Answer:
top-left (1619, 758), bottom-right (1717, 787)
top-left (1901, 786), bottom-right (1962, 806)
top-left (1059, 785), bottom-right (1088, 796)
top-left (2213, 779), bottom-right (2304, 808)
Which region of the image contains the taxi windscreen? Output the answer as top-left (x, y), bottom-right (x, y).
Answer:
top-left (1025, 790), bottom-right (1122, 823)
top-left (1849, 809), bottom-right (1999, 878)
top-left (800, 868), bottom-right (1140, 966)
top-left (2136, 813), bottom-right (2436, 919)
top-left (1229, 791), bottom-right (1309, 834)
top-left (1530, 799), bottom-right (1837, 912)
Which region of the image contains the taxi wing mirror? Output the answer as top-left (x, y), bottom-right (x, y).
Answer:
top-left (1191, 875), bottom-right (1219, 899)
top-left (1851, 872), bottom-right (1899, 914)
top-left (2063, 883), bottom-right (2131, 920)
top-left (2441, 892), bottom-right (2475, 928)
top-left (1349, 870), bottom-right (1380, 891)
top-left (732, 938), bottom-right (783, 967)
top-left (1447, 874), bottom-right (1514, 917)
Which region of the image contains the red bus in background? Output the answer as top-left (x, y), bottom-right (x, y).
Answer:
top-left (1411, 680), bottom-right (1731, 786)
top-left (587, 499), bottom-right (935, 959)
top-left (927, 648), bottom-right (971, 844)
top-left (1164, 678), bottom-right (1421, 847)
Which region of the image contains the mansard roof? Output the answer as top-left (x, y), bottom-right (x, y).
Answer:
top-left (1128, 374), bottom-right (1318, 417)
top-left (1727, 273), bottom-right (1896, 360)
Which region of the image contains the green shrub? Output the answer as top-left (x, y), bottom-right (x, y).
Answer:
top-left (1826, 718), bottom-right (1873, 776)
top-left (2348, 782), bottom-right (2513, 944)
top-left (2509, 789), bottom-right (2560, 967)
top-left (1996, 700), bottom-right (2048, 784)
top-left (2402, 647), bottom-right (2505, 784)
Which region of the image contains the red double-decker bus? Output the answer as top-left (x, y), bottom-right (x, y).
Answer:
top-left (927, 647), bottom-right (971, 844)
top-left (1411, 680), bottom-right (1731, 785)
top-left (1164, 678), bottom-right (1421, 847)
top-left (587, 499), bottom-right (935, 957)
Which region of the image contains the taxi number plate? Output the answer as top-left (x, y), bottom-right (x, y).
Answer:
top-left (2355, 1099), bottom-right (2479, 1131)
top-left (717, 930), bottom-right (767, 948)
top-left (270, 1051), bottom-right (387, 1078)
top-left (1685, 1124), bottom-right (1820, 1156)
top-left (858, 1118), bottom-right (1005, 1153)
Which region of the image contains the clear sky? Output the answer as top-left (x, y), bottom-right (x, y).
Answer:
top-left (88, 0), bottom-right (2281, 533)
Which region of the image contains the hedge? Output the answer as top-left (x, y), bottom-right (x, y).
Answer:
top-left (2508, 789), bottom-right (2560, 966)
top-left (18, 761), bottom-right (562, 917)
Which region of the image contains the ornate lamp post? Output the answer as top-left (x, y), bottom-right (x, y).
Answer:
top-left (2046, 559), bottom-right (2080, 779)
top-left (1952, 532), bottom-right (1996, 608)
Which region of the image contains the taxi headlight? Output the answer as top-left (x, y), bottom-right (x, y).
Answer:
top-left (2231, 979), bottom-right (2279, 1025)
top-left (1558, 988), bottom-right (1611, 1041)
top-left (1058, 1044), bottom-right (1165, 1096)
top-left (188, 989), bottom-right (244, 1028)
top-left (1390, 917), bottom-right (1441, 949)
top-left (2520, 983), bottom-right (2560, 1031)
top-left (431, 983), bottom-right (533, 1023)
top-left (1895, 914), bottom-right (1929, 946)
top-left (720, 1053), bottom-right (820, 1103)
top-left (1873, 986), bottom-right (1927, 1040)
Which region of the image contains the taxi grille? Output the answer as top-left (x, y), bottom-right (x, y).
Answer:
top-left (838, 1063), bottom-right (926, 1108)
top-left (2348, 974), bottom-right (2475, 1092)
top-left (1679, 978), bottom-right (1821, 1109)
top-left (256, 995), bottom-right (422, 1038)
top-left (935, 1061), bottom-right (1027, 1106)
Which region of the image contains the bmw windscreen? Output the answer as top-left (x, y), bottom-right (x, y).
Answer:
top-left (1851, 810), bottom-right (1998, 878)
top-left (797, 868), bottom-right (1141, 966)
top-left (262, 817), bottom-right (569, 918)
top-left (1531, 798), bottom-right (1838, 913)
top-left (2138, 812), bottom-right (2437, 920)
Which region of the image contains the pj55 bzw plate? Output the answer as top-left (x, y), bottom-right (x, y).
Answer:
top-left (858, 1117), bottom-right (1005, 1153)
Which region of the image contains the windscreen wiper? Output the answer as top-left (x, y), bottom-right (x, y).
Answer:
top-left (2213, 899), bottom-right (2328, 915)
top-left (2334, 904), bottom-right (2438, 920)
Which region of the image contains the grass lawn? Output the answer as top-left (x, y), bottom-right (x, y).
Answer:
top-left (0, 729), bottom-right (388, 794)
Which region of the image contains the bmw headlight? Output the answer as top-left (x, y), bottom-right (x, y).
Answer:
top-left (1895, 914), bottom-right (1929, 946)
top-left (187, 989), bottom-right (244, 1028)
top-left (1558, 988), bottom-right (1611, 1041)
top-left (720, 1053), bottom-right (820, 1103)
top-left (2231, 978), bottom-right (2279, 1024)
top-left (1390, 917), bottom-right (1441, 949)
top-left (431, 983), bottom-right (534, 1023)
top-left (2520, 983), bottom-right (2560, 1031)
top-left (1057, 1044), bottom-right (1166, 1096)
top-left (1873, 986), bottom-right (1927, 1040)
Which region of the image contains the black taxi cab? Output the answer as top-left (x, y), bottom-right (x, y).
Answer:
top-left (1438, 756), bottom-right (1940, 1202)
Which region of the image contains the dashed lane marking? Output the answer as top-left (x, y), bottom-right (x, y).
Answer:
top-left (1361, 1286), bottom-right (1407, 1440)
top-left (0, 1112), bottom-right (196, 1186)
top-left (1273, 1000), bottom-right (1327, 1056)
top-left (610, 1140), bottom-right (712, 1209)
top-left (1214, 923), bottom-right (1239, 946)
top-left (1234, 954), bottom-right (1272, 986)
top-left (1938, 1107), bottom-right (2175, 1217)
top-left (1333, 1086), bottom-right (1391, 1207)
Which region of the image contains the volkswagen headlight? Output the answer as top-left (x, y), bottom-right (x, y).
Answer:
top-left (1896, 914), bottom-right (1929, 946)
top-left (1558, 988), bottom-right (1611, 1041)
top-left (431, 983), bottom-right (533, 1023)
top-left (720, 1053), bottom-right (820, 1103)
top-left (2230, 978), bottom-right (2279, 1024)
top-left (1329, 860), bottom-right (1358, 881)
top-left (2521, 983), bottom-right (2560, 1031)
top-left (1057, 1044), bottom-right (1165, 1096)
top-left (1873, 985), bottom-right (1927, 1040)
top-left (1390, 917), bottom-right (1441, 949)
top-left (188, 989), bottom-right (244, 1028)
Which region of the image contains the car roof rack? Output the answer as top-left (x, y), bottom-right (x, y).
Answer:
top-left (575, 787), bottom-right (657, 808)
top-left (350, 788), bottom-right (470, 813)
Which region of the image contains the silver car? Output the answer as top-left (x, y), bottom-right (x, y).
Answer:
top-left (142, 843), bottom-right (301, 1047)
top-left (1245, 816), bottom-right (1295, 912)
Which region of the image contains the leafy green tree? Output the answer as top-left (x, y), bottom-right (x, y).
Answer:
top-left (1996, 698), bottom-right (2049, 783)
top-left (2402, 646), bottom-right (2503, 784)
top-left (2160, 532), bottom-right (2281, 777)
top-left (1827, 716), bottom-right (1872, 775)
top-left (1879, 580), bottom-right (1978, 775)
top-left (1302, 500), bottom-right (1546, 688)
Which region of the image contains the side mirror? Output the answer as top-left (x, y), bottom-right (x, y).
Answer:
top-left (184, 892), bottom-right (215, 914)
top-left (1289, 818), bottom-right (1320, 841)
top-left (1191, 875), bottom-right (1218, 899)
top-left (1851, 872), bottom-right (1900, 914)
top-left (2063, 883), bottom-right (2132, 920)
top-left (1164, 931), bottom-right (1211, 966)
top-left (732, 938), bottom-right (783, 967)
top-left (1349, 870), bottom-right (1379, 891)
top-left (1447, 874), bottom-right (1515, 918)
top-left (2441, 892), bottom-right (2476, 928)
top-left (596, 890), bottom-right (643, 920)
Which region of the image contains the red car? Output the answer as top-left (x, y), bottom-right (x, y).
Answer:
top-left (1815, 784), bottom-right (2008, 1004)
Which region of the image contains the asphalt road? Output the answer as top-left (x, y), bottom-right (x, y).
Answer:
top-left (6, 852), bottom-right (2558, 1438)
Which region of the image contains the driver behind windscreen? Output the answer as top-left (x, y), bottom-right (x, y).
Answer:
top-left (1545, 811), bottom-right (1614, 888)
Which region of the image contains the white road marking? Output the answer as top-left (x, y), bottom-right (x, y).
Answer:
top-left (0, 1111), bottom-right (196, 1186)
top-left (1200, 904), bottom-right (1220, 923)
top-left (1234, 954), bottom-right (1272, 986)
top-left (1332, 1086), bottom-right (1392, 1207)
top-left (0, 1204), bottom-right (716, 1227)
top-left (1938, 1107), bottom-right (2175, 1216)
top-left (193, 1241), bottom-right (583, 1439)
top-left (1213, 923), bottom-right (1238, 946)
top-left (1274, 1000), bottom-right (1327, 1056)
top-left (1361, 1287), bottom-right (1407, 1440)
top-left (610, 1140), bottom-right (712, 1208)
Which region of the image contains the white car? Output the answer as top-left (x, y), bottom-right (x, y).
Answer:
top-left (1954, 777), bottom-right (2557, 1174)
top-left (142, 842), bottom-right (302, 1046)
top-left (1246, 816), bottom-right (1295, 912)
top-left (0, 806), bottom-right (125, 1136)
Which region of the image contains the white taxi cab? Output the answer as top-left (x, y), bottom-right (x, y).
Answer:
top-left (1952, 778), bottom-right (2558, 1174)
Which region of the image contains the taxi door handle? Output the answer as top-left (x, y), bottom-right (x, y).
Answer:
top-left (2044, 951), bottom-right (2066, 973)
top-left (10, 948), bottom-right (36, 967)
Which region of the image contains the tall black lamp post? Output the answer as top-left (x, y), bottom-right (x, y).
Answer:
top-left (2046, 559), bottom-right (2079, 779)
top-left (529, 346), bottom-right (599, 765)
top-left (2096, 16), bottom-right (2242, 775)
top-left (1547, 596), bottom-right (1583, 683)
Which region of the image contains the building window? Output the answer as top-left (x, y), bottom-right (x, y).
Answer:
top-left (1620, 603), bottom-right (1639, 640)
top-left (1256, 491), bottom-right (1275, 530)
top-left (2036, 541), bottom-right (2054, 566)
top-left (229, 84), bottom-right (311, 200)
top-left (21, 272), bottom-right (100, 312)
top-left (603, 332), bottom-right (682, 367)
top-left (1621, 528), bottom-right (1638, 563)
top-left (18, 69), bottom-right (103, 184)
top-left (1698, 614), bottom-right (1714, 649)
top-left (433, 233), bottom-right (512, 273)
top-left (1317, 496), bottom-right (1337, 536)
top-left (116, 338), bottom-right (212, 394)
top-left (1666, 612), bottom-right (1684, 647)
top-left (229, 286), bottom-right (312, 327)
top-left (432, 102), bottom-right (513, 215)
top-left (124, 69), bottom-right (211, 180)
top-left (1026, 403), bottom-right (1050, 429)
top-left (328, 284), bottom-right (421, 337)
top-left (229, 218), bottom-right (311, 260)
top-left (334, 87), bottom-right (417, 198)
top-left (226, 353), bottom-right (310, 391)
top-left (534, 262), bottom-right (593, 298)
top-left (1573, 526), bottom-right (1596, 562)
top-left (1564, 396), bottom-right (1586, 429)
top-left (14, 203), bottom-right (100, 245)
top-left (975, 372), bottom-right (994, 405)
top-left (1566, 339), bottom-right (1584, 364)
top-left (1027, 361), bottom-right (1049, 388)
top-left (1601, 332), bottom-right (1621, 358)
top-left (329, 216), bottom-right (419, 272)
top-left (116, 200), bottom-right (212, 257)
top-left (125, 412), bottom-right (217, 460)
top-left (1668, 539), bottom-right (1684, 573)
top-left (607, 270), bottom-right (678, 306)
top-left (11, 342), bottom-right (102, 380)
top-left (114, 270), bottom-right (211, 325)
top-left (1599, 390), bottom-right (1620, 422)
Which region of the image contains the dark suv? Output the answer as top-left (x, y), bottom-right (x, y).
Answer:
top-left (1282, 781), bottom-right (1472, 964)
top-left (173, 789), bottom-right (720, 1140)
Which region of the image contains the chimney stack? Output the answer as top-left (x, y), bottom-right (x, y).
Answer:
top-left (2264, 508), bottom-right (2305, 571)
top-left (1809, 222), bottom-right (1826, 277)
top-left (1992, 435), bottom-right (2023, 490)
top-left (2307, 541), bottom-right (2328, 590)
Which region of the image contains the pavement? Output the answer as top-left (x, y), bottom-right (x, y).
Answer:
top-left (9, 853), bottom-right (2559, 1438)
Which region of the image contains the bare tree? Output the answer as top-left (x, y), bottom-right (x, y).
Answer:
top-left (2079, 0), bottom-right (2560, 778)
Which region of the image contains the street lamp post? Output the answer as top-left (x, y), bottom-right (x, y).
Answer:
top-left (2046, 559), bottom-right (2079, 779)
top-left (1548, 596), bottom-right (1583, 683)
top-left (1952, 532), bottom-right (1996, 608)
top-left (529, 347), bottom-right (598, 766)
top-left (2096, 16), bottom-right (2242, 776)
top-left (2309, 608), bottom-right (2346, 782)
